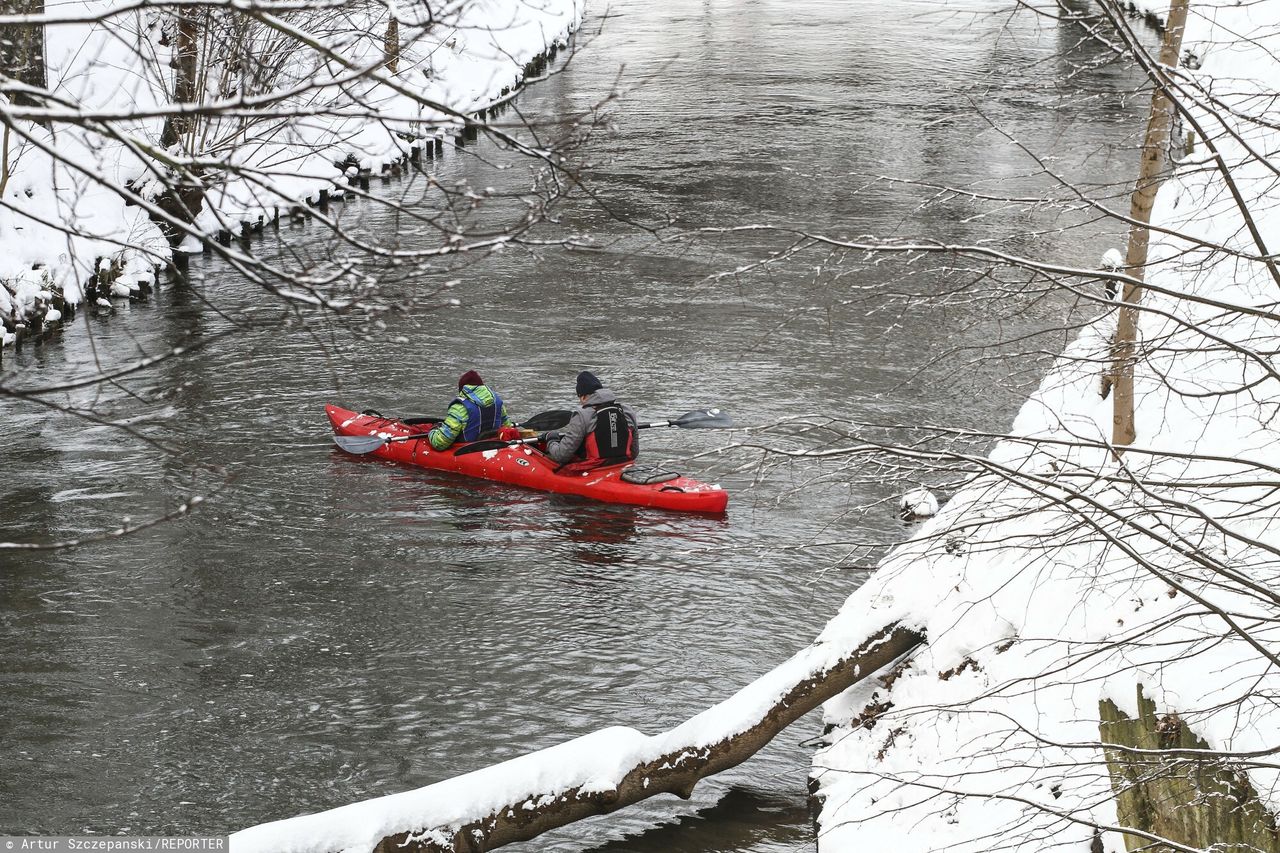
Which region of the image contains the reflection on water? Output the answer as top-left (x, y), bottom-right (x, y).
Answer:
top-left (0, 0), bottom-right (1154, 849)
top-left (579, 787), bottom-right (814, 853)
top-left (555, 505), bottom-right (640, 566)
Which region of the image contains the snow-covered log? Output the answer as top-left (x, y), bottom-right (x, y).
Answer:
top-left (231, 622), bottom-right (923, 853)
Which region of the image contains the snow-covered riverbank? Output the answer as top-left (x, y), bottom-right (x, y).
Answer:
top-left (812, 3), bottom-right (1280, 849)
top-left (0, 0), bottom-right (583, 352)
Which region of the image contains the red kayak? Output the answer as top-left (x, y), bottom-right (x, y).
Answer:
top-left (326, 405), bottom-right (729, 513)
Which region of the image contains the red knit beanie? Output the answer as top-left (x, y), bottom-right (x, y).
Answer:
top-left (458, 369), bottom-right (484, 389)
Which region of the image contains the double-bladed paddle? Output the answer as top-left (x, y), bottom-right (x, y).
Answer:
top-left (451, 408), bottom-right (734, 457)
top-left (332, 409), bottom-right (573, 455)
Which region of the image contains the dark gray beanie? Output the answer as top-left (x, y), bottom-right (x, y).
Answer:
top-left (576, 370), bottom-right (603, 397)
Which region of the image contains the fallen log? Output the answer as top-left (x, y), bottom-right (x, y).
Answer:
top-left (232, 622), bottom-right (923, 853)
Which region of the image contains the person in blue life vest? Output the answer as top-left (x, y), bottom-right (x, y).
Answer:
top-left (427, 370), bottom-right (517, 451)
top-left (543, 371), bottom-right (639, 465)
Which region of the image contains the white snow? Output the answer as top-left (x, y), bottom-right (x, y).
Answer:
top-left (232, 727), bottom-right (648, 853)
top-left (898, 487), bottom-right (938, 519)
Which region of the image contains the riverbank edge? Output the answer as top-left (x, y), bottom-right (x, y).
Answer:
top-left (0, 2), bottom-right (584, 363)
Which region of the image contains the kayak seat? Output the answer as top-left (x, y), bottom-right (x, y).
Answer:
top-left (621, 465), bottom-right (681, 486)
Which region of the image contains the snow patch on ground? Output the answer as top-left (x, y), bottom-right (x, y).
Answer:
top-left (898, 487), bottom-right (938, 519)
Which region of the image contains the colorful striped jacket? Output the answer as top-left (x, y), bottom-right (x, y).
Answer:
top-left (427, 384), bottom-right (515, 450)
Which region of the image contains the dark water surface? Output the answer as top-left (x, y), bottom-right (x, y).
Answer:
top-left (2, 0), bottom-right (1150, 849)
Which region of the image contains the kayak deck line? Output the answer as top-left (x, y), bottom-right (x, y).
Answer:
top-left (326, 405), bottom-right (729, 514)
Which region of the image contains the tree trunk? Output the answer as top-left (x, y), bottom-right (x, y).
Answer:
top-left (0, 0), bottom-right (46, 108)
top-left (1101, 686), bottom-right (1280, 852)
top-left (384, 16), bottom-right (399, 73)
top-left (161, 6), bottom-right (200, 149)
top-left (234, 623), bottom-right (924, 853)
top-left (152, 4), bottom-right (204, 241)
top-left (1109, 0), bottom-right (1189, 447)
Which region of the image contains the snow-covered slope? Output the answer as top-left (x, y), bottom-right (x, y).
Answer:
top-left (812, 3), bottom-right (1280, 849)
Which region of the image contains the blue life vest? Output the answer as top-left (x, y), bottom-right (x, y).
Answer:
top-left (454, 386), bottom-right (503, 441)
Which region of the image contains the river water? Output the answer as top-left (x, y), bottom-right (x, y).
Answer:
top-left (1, 0), bottom-right (1151, 849)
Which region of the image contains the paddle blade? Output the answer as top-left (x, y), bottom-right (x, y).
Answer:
top-left (520, 410), bottom-right (572, 431)
top-left (672, 408), bottom-right (733, 429)
top-left (333, 433), bottom-right (390, 454)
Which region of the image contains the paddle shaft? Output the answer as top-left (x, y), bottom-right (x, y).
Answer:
top-left (395, 410), bottom-right (571, 430)
top-left (385, 433), bottom-right (431, 445)
top-left (452, 409), bottom-right (732, 457)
